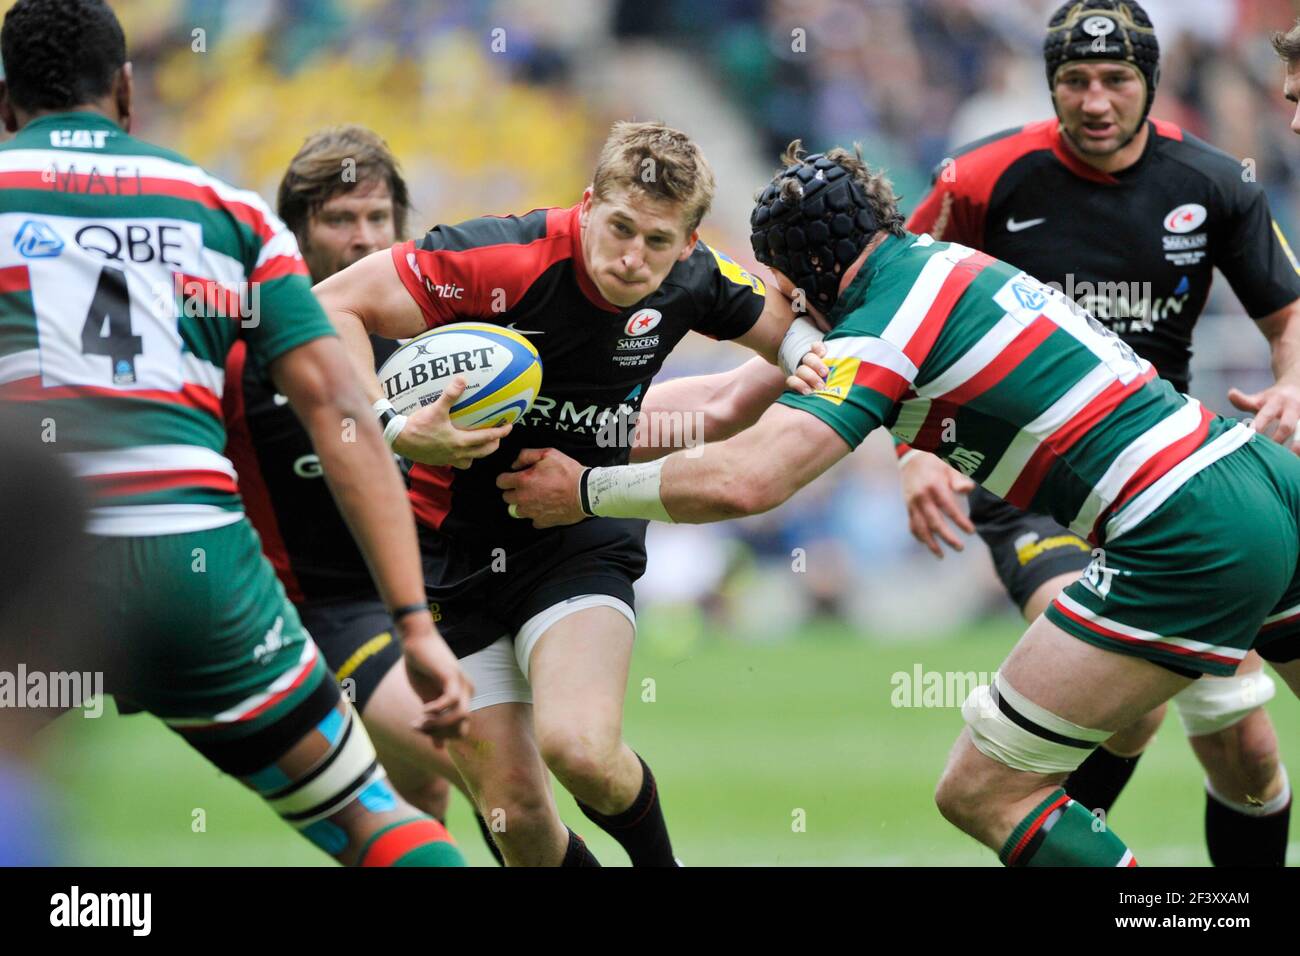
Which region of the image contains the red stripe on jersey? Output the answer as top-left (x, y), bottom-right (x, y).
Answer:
top-left (175, 273), bottom-right (246, 319)
top-left (227, 646), bottom-right (320, 725)
top-left (0, 171), bottom-right (276, 241)
top-left (1262, 608), bottom-right (1300, 633)
top-left (1004, 367), bottom-right (1157, 511)
top-left (1051, 597), bottom-right (1241, 667)
top-left (249, 255), bottom-right (309, 283)
top-left (1006, 792), bottom-right (1070, 866)
top-left (221, 340), bottom-right (305, 604)
top-left (852, 362), bottom-right (910, 403)
top-left (902, 251), bottom-right (995, 368)
top-left (1152, 119), bottom-right (1184, 141)
top-left (937, 313), bottom-right (1056, 406)
top-left (0, 264), bottom-right (30, 294)
top-left (391, 204), bottom-right (594, 330)
top-left (361, 818), bottom-right (455, 867)
top-left (0, 375), bottom-right (223, 419)
top-left (911, 398), bottom-right (959, 452)
top-left (1093, 403), bottom-right (1213, 538)
top-left (409, 464), bottom-right (454, 530)
top-left (84, 468), bottom-right (238, 497)
top-left (906, 121), bottom-right (1057, 243)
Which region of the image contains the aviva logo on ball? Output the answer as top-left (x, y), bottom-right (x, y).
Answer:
top-left (377, 322), bottom-right (543, 429)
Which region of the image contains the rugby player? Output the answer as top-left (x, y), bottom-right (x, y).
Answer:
top-left (892, 0), bottom-right (1300, 865)
top-left (500, 141), bottom-right (1300, 866)
top-left (0, 0), bottom-right (471, 866)
top-left (316, 122), bottom-right (813, 866)
top-left (223, 125), bottom-right (501, 861)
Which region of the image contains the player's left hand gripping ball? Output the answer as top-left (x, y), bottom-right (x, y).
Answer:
top-left (499, 448), bottom-right (586, 528)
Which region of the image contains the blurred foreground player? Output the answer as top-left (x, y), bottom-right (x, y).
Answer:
top-left (0, 0), bottom-right (470, 865)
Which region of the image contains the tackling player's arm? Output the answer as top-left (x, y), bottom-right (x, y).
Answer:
top-left (1228, 297), bottom-right (1300, 447)
top-left (1212, 171), bottom-right (1300, 449)
top-left (501, 402), bottom-right (850, 526)
top-left (632, 354), bottom-right (829, 462)
top-left (314, 249), bottom-right (510, 467)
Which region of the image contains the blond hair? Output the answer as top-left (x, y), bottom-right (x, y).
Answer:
top-left (591, 121), bottom-right (716, 233)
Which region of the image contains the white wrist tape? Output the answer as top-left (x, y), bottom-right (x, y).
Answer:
top-left (579, 460), bottom-right (675, 523)
top-left (382, 413), bottom-right (408, 448)
top-left (896, 448), bottom-right (922, 469)
top-left (778, 317), bottom-right (825, 377)
top-left (372, 397), bottom-right (407, 449)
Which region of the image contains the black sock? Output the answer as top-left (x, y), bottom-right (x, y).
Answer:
top-left (1205, 787), bottom-right (1291, 867)
top-left (577, 753), bottom-right (675, 867)
top-left (561, 827), bottom-right (601, 867)
top-left (474, 813), bottom-right (505, 867)
top-left (1064, 747), bottom-right (1142, 815)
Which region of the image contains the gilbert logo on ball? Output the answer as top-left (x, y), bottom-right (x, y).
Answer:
top-left (1163, 203), bottom-right (1207, 234)
top-left (624, 308), bottom-right (662, 337)
top-left (377, 322), bottom-right (543, 429)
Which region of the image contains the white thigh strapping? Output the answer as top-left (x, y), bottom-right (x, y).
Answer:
top-left (1172, 671), bottom-right (1276, 737)
top-left (514, 594), bottom-right (636, 680)
top-left (961, 673), bottom-right (1112, 774)
top-left (460, 635), bottom-right (532, 711)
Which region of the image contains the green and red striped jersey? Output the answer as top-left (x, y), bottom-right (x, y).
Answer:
top-left (0, 111), bottom-right (334, 536)
top-left (778, 231), bottom-right (1252, 545)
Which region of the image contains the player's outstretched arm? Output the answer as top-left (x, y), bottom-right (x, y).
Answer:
top-left (633, 358), bottom-right (787, 462)
top-left (1229, 297), bottom-right (1300, 449)
top-left (314, 249), bottom-right (509, 467)
top-left (271, 336), bottom-right (472, 738)
top-left (501, 403), bottom-right (850, 527)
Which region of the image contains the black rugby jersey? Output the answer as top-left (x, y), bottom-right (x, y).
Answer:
top-left (908, 118), bottom-right (1300, 395)
top-left (222, 334), bottom-right (399, 603)
top-left (391, 203), bottom-right (766, 577)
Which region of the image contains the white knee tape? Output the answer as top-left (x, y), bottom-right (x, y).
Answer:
top-left (269, 706), bottom-right (385, 826)
top-left (961, 673), bottom-right (1111, 774)
top-left (1172, 671), bottom-right (1276, 738)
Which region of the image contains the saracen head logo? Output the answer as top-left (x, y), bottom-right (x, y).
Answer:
top-left (624, 309), bottom-right (662, 337)
top-left (1163, 204), bottom-right (1207, 235)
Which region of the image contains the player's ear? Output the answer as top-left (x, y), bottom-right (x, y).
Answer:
top-left (579, 187), bottom-right (594, 228)
top-left (677, 228), bottom-right (699, 262)
top-left (0, 81), bottom-right (16, 134)
top-left (114, 62), bottom-right (134, 133)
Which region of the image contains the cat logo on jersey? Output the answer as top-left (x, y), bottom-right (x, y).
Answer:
top-left (810, 357), bottom-right (860, 406)
top-left (708, 247), bottom-right (765, 296)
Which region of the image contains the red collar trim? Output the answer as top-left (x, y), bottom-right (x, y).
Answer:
top-left (556, 204), bottom-right (621, 313)
top-left (1048, 122), bottom-right (1121, 185)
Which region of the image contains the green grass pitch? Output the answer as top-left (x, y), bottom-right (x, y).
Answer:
top-left (36, 615), bottom-right (1300, 865)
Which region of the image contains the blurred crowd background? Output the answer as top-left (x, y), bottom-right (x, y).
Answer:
top-left (11, 0), bottom-right (1300, 642)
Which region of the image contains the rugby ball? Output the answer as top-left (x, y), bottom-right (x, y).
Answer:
top-left (376, 322), bottom-right (542, 429)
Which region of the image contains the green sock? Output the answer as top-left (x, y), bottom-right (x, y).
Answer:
top-left (1000, 789), bottom-right (1136, 867)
